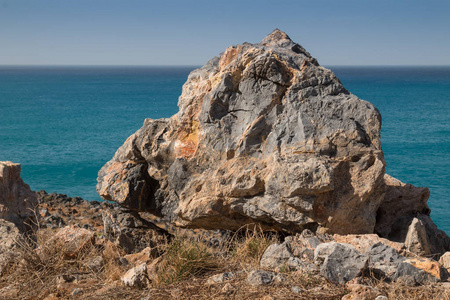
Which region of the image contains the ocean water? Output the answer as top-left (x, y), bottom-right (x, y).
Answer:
top-left (0, 66), bottom-right (449, 233)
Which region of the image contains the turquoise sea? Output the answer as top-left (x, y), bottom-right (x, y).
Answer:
top-left (0, 66), bottom-right (449, 233)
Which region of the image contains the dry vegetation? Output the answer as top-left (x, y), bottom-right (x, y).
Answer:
top-left (1, 224), bottom-right (450, 300)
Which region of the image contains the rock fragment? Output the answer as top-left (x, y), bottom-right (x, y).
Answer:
top-left (439, 252), bottom-right (450, 271)
top-left (260, 242), bottom-right (293, 270)
top-left (314, 242), bottom-right (368, 284)
top-left (52, 225), bottom-right (95, 258)
top-left (246, 270), bottom-right (276, 286)
top-left (405, 217), bottom-right (431, 256)
top-left (207, 271), bottom-right (235, 284)
top-left (121, 263), bottom-right (149, 288)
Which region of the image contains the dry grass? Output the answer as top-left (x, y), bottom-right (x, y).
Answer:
top-left (157, 237), bottom-right (218, 284)
top-left (374, 280), bottom-right (450, 300)
top-left (0, 227), bottom-right (128, 299)
top-left (227, 224), bottom-right (280, 267)
top-left (1, 224), bottom-right (450, 299)
top-left (1, 229), bottom-right (94, 298)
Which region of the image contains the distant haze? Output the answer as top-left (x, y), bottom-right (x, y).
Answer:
top-left (1, 0), bottom-right (449, 66)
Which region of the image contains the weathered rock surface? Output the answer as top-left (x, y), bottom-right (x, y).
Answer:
top-left (439, 252), bottom-right (450, 271)
top-left (0, 161), bottom-right (38, 231)
top-left (374, 174), bottom-right (430, 237)
top-left (102, 207), bottom-right (171, 254)
top-left (206, 271), bottom-right (236, 284)
top-left (0, 219), bottom-right (22, 275)
top-left (260, 231), bottom-right (320, 273)
top-left (333, 233), bottom-right (405, 254)
top-left (51, 225), bottom-right (95, 258)
top-left (260, 242), bottom-right (293, 270)
top-left (246, 270), bottom-right (276, 286)
top-left (0, 219), bottom-right (21, 251)
top-left (373, 175), bottom-right (450, 256)
top-left (97, 30), bottom-right (387, 234)
top-left (121, 263), bottom-right (149, 288)
top-left (0, 162), bottom-right (38, 276)
top-left (404, 217), bottom-right (431, 256)
top-left (364, 242), bottom-right (443, 284)
top-left (314, 242), bottom-right (368, 284)
top-left (387, 214), bottom-right (450, 258)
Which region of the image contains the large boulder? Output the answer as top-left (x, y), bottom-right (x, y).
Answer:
top-left (97, 29), bottom-right (387, 234)
top-left (0, 161), bottom-right (38, 231)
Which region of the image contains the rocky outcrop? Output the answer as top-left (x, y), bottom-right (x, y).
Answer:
top-left (97, 29), bottom-right (386, 234)
top-left (0, 161), bottom-right (38, 231)
top-left (0, 161), bottom-right (38, 275)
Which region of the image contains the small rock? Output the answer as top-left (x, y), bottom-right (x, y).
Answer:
top-left (85, 256), bottom-right (103, 272)
top-left (146, 256), bottom-right (164, 283)
top-left (124, 247), bottom-right (154, 266)
top-left (375, 296), bottom-right (388, 300)
top-left (207, 271), bottom-right (235, 284)
top-left (315, 242), bottom-right (368, 284)
top-left (246, 270), bottom-right (276, 286)
top-left (51, 225), bottom-right (95, 257)
top-left (260, 242), bottom-right (293, 270)
top-left (405, 218), bottom-right (431, 256)
top-left (286, 256), bottom-right (319, 273)
top-left (292, 286), bottom-right (303, 293)
top-left (285, 229), bottom-right (333, 258)
top-left (121, 263), bottom-right (149, 288)
top-left (366, 242), bottom-right (404, 279)
top-left (440, 252), bottom-right (450, 270)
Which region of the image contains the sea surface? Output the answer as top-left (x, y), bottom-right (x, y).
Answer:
top-left (0, 66), bottom-right (449, 233)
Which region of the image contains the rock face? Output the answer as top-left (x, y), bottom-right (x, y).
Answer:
top-left (97, 29), bottom-right (387, 234)
top-left (0, 161), bottom-right (38, 231)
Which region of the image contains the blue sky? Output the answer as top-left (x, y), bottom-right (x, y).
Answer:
top-left (0, 0), bottom-right (449, 66)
